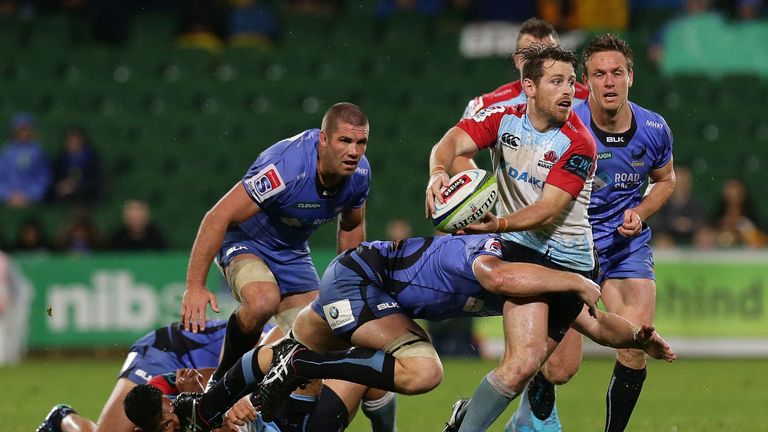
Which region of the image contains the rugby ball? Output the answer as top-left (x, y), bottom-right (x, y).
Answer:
top-left (431, 169), bottom-right (498, 233)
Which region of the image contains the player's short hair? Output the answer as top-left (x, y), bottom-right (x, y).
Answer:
top-left (517, 18), bottom-right (559, 48)
top-left (519, 44), bottom-right (578, 85)
top-left (124, 384), bottom-right (163, 431)
top-left (321, 102), bottom-right (368, 135)
top-left (582, 33), bottom-right (634, 73)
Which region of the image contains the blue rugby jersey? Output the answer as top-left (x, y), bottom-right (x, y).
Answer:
top-left (238, 129), bottom-right (370, 250)
top-left (342, 235), bottom-right (506, 320)
top-left (574, 101), bottom-right (673, 248)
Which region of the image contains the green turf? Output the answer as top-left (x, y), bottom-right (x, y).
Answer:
top-left (3, 357), bottom-right (765, 431)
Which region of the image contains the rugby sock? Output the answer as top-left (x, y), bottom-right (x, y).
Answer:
top-left (458, 370), bottom-right (518, 432)
top-left (292, 347), bottom-right (396, 391)
top-left (200, 346), bottom-right (265, 423)
top-left (274, 393), bottom-right (317, 431)
top-left (362, 391), bottom-right (397, 432)
top-left (211, 312), bottom-right (263, 382)
top-left (528, 371), bottom-right (556, 420)
top-left (308, 386), bottom-right (350, 431)
top-left (605, 360), bottom-right (647, 432)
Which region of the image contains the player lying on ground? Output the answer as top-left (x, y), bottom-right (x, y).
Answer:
top-left (36, 320), bottom-right (227, 432)
top-left (124, 370), bottom-right (394, 432)
top-left (158, 234), bottom-right (673, 431)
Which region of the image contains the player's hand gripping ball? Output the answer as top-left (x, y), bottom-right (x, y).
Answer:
top-left (431, 169), bottom-right (498, 233)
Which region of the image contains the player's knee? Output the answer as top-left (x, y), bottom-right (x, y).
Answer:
top-left (541, 354), bottom-right (581, 385)
top-left (497, 356), bottom-right (542, 390)
top-left (541, 362), bottom-right (579, 385)
top-left (396, 357), bottom-right (443, 394)
top-left (237, 288), bottom-right (281, 332)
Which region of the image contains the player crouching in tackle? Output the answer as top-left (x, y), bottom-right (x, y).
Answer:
top-left (151, 234), bottom-right (674, 432)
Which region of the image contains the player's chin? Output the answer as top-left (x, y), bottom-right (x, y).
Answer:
top-left (340, 162), bottom-right (359, 175)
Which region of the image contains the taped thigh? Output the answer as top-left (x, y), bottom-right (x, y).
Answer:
top-left (225, 257), bottom-right (277, 303)
top-left (274, 307), bottom-right (303, 334)
top-left (382, 330), bottom-right (439, 360)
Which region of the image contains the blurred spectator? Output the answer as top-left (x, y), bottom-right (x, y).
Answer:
top-left (649, 166), bottom-right (705, 247)
top-left (57, 208), bottom-right (100, 254)
top-left (386, 218), bottom-right (412, 241)
top-left (12, 217), bottom-right (50, 252)
top-left (735, 0), bottom-right (763, 20)
top-left (0, 112), bottom-right (52, 208)
top-left (108, 199), bottom-right (167, 250)
top-left (0, 249), bottom-right (33, 365)
top-left (51, 126), bottom-right (103, 203)
top-left (712, 178), bottom-right (768, 248)
top-left (228, 0), bottom-right (279, 48)
top-left (176, 0), bottom-right (229, 53)
top-left (648, 0), bottom-right (714, 66)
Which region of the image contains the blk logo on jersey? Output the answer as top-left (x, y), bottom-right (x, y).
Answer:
top-left (563, 154), bottom-right (594, 180)
top-left (244, 164), bottom-right (286, 202)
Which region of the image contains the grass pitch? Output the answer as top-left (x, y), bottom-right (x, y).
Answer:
top-left (2, 357), bottom-right (765, 431)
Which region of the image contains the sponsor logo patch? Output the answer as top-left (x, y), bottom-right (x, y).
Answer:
top-left (323, 299), bottom-right (355, 329)
top-left (499, 132), bottom-right (520, 150)
top-left (244, 164), bottom-right (286, 201)
top-left (441, 174), bottom-right (472, 202)
top-left (471, 105), bottom-right (505, 122)
top-left (597, 152), bottom-right (613, 160)
top-left (225, 245), bottom-right (248, 256)
top-left (482, 238), bottom-right (503, 257)
top-left (296, 202), bottom-right (322, 209)
top-left (563, 154), bottom-right (594, 180)
top-left (463, 297), bottom-right (485, 313)
top-left (376, 301), bottom-right (399, 311)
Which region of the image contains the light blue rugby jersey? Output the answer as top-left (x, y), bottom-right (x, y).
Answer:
top-left (238, 129), bottom-right (371, 250)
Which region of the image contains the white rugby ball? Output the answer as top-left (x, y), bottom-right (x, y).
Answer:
top-left (431, 169), bottom-right (498, 233)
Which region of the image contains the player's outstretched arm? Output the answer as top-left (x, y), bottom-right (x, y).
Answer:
top-left (571, 309), bottom-right (676, 362)
top-left (473, 256), bottom-right (601, 315)
top-left (182, 182), bottom-right (260, 332)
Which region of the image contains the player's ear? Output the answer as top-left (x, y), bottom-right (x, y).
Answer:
top-left (522, 78), bottom-right (535, 98)
top-left (319, 130), bottom-right (329, 147)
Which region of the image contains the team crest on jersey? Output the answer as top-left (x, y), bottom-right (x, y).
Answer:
top-left (471, 105), bottom-right (505, 122)
top-left (563, 154), bottom-right (594, 180)
top-left (244, 164), bottom-right (285, 201)
top-left (537, 150), bottom-right (559, 169)
top-left (631, 145), bottom-right (647, 159)
top-left (324, 299), bottom-right (355, 329)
